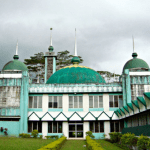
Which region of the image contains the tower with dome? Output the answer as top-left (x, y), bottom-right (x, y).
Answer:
top-left (0, 30), bottom-right (150, 139)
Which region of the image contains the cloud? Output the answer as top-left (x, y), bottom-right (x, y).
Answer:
top-left (0, 0), bottom-right (150, 74)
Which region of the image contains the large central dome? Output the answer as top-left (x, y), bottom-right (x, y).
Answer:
top-left (46, 64), bottom-right (105, 84)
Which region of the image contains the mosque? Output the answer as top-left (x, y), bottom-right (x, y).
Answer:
top-left (0, 30), bottom-right (150, 139)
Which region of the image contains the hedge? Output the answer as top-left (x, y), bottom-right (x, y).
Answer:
top-left (86, 136), bottom-right (104, 150)
top-left (38, 136), bottom-right (66, 150)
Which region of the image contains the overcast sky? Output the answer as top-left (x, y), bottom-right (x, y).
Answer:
top-left (0, 0), bottom-right (150, 74)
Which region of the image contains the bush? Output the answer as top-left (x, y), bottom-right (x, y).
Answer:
top-left (39, 135), bottom-right (43, 139)
top-left (38, 136), bottom-right (66, 150)
top-left (109, 132), bottom-right (122, 143)
top-left (137, 135), bottom-right (150, 150)
top-left (86, 131), bottom-right (95, 139)
top-left (45, 136), bottom-right (59, 139)
top-left (86, 136), bottom-right (104, 150)
top-left (19, 133), bottom-right (30, 138)
top-left (31, 130), bottom-right (39, 138)
top-left (121, 133), bottom-right (138, 149)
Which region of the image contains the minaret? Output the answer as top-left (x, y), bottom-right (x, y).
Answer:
top-left (13, 41), bottom-right (19, 60)
top-left (44, 28), bottom-right (57, 83)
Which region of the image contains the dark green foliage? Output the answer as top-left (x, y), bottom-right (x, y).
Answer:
top-left (120, 133), bottom-right (138, 149)
top-left (19, 133), bottom-right (30, 138)
top-left (137, 135), bottom-right (150, 150)
top-left (86, 131), bottom-right (95, 139)
top-left (31, 130), bottom-right (39, 138)
top-left (109, 132), bottom-right (122, 143)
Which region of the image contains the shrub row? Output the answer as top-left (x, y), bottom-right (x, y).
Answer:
top-left (45, 136), bottom-right (59, 139)
top-left (86, 136), bottom-right (104, 150)
top-left (109, 132), bottom-right (150, 150)
top-left (38, 136), bottom-right (66, 150)
top-left (19, 133), bottom-right (30, 138)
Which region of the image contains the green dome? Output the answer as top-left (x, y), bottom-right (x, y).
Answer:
top-left (123, 53), bottom-right (149, 73)
top-left (48, 46), bottom-right (54, 52)
top-left (71, 56), bottom-right (80, 63)
top-left (46, 65), bottom-right (106, 84)
top-left (2, 59), bottom-right (28, 71)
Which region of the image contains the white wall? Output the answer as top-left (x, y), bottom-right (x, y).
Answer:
top-left (84, 121), bottom-right (89, 138)
top-left (42, 94), bottom-right (48, 112)
top-left (103, 94), bottom-right (109, 111)
top-left (63, 122), bottom-right (68, 139)
top-left (104, 121), bottom-right (110, 139)
top-left (42, 122), bottom-right (48, 139)
top-left (63, 94), bottom-right (68, 112)
top-left (83, 94), bottom-right (89, 112)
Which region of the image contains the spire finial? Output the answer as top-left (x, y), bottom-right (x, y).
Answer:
top-left (132, 35), bottom-right (134, 53)
top-left (13, 40), bottom-right (19, 60)
top-left (16, 40), bottom-right (18, 55)
top-left (74, 28), bottom-right (77, 56)
top-left (50, 28), bottom-right (53, 46)
top-left (132, 36), bottom-right (138, 58)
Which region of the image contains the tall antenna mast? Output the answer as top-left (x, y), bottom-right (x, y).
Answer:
top-left (74, 28), bottom-right (77, 56)
top-left (132, 35), bottom-right (134, 53)
top-left (50, 28), bottom-right (53, 46)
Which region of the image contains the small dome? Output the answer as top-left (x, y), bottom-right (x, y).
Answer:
top-left (2, 59), bottom-right (28, 71)
top-left (48, 46), bottom-right (54, 52)
top-left (123, 52), bottom-right (149, 73)
top-left (71, 56), bottom-right (80, 63)
top-left (46, 64), bottom-right (105, 84)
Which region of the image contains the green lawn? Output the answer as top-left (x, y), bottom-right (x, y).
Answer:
top-left (0, 137), bottom-right (55, 150)
top-left (96, 139), bottom-right (124, 150)
top-left (61, 140), bottom-right (87, 150)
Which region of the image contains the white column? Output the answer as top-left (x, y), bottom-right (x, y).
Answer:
top-left (103, 94), bottom-right (109, 111)
top-left (104, 121), bottom-right (110, 139)
top-left (83, 121), bottom-right (89, 139)
top-left (63, 122), bottom-right (68, 139)
top-left (83, 94), bottom-right (89, 112)
top-left (42, 122), bottom-right (48, 139)
top-left (63, 94), bottom-right (68, 112)
top-left (42, 94), bottom-right (48, 112)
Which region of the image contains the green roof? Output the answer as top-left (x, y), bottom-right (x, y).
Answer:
top-left (2, 59), bottom-right (28, 71)
top-left (123, 53), bottom-right (149, 73)
top-left (46, 65), bottom-right (106, 84)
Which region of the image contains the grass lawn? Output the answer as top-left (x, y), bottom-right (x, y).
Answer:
top-left (0, 137), bottom-right (56, 150)
top-left (61, 140), bottom-right (87, 150)
top-left (96, 139), bottom-right (124, 150)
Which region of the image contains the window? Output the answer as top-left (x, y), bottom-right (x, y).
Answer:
top-left (29, 96), bottom-right (42, 108)
top-left (48, 96), bottom-right (62, 108)
top-left (109, 95), bottom-right (123, 107)
top-left (110, 121), bottom-right (124, 132)
top-left (69, 96), bottom-right (83, 108)
top-left (28, 121), bottom-right (42, 133)
top-left (131, 85), bottom-right (144, 100)
top-left (89, 121), bottom-right (104, 133)
top-left (89, 95), bottom-right (103, 108)
top-left (48, 122), bottom-right (62, 133)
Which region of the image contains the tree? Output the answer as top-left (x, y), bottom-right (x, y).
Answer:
top-left (24, 52), bottom-right (45, 83)
top-left (56, 50), bottom-right (83, 70)
top-left (24, 50), bottom-right (83, 83)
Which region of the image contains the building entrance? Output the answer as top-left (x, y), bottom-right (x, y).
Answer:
top-left (69, 121), bottom-right (83, 138)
